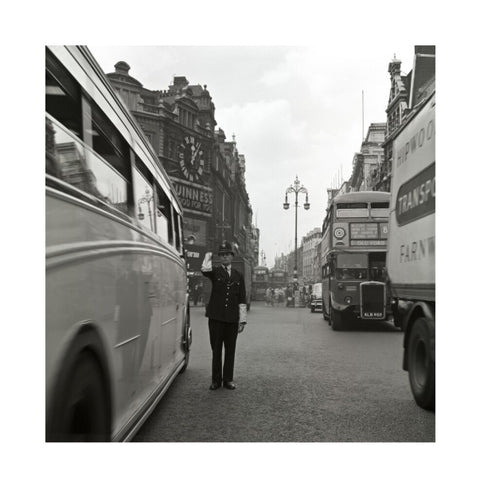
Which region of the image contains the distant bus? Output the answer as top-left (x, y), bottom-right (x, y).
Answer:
top-left (320, 191), bottom-right (394, 330)
top-left (269, 269), bottom-right (288, 289)
top-left (252, 266), bottom-right (270, 300)
top-left (46, 46), bottom-right (191, 441)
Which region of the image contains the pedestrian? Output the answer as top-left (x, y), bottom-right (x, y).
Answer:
top-left (265, 287), bottom-right (270, 305)
top-left (285, 284), bottom-right (293, 307)
top-left (201, 241), bottom-right (247, 391)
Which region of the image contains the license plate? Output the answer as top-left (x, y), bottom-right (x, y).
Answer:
top-left (363, 312), bottom-right (383, 318)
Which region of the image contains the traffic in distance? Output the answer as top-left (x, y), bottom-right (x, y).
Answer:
top-left (45, 45), bottom-right (435, 441)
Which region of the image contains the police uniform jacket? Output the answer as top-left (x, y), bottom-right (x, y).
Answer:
top-left (202, 266), bottom-right (246, 323)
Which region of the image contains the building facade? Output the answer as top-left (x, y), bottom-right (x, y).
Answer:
top-left (350, 123), bottom-right (386, 192)
top-left (105, 62), bottom-right (255, 286)
top-left (372, 46), bottom-right (435, 192)
top-left (274, 253), bottom-right (288, 271)
top-left (371, 55), bottom-right (410, 192)
top-left (302, 228), bottom-right (322, 285)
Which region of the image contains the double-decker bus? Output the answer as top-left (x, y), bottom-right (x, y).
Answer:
top-left (252, 266), bottom-right (269, 300)
top-left (320, 191), bottom-right (393, 330)
top-left (46, 46), bottom-right (191, 441)
top-left (269, 269), bottom-right (288, 289)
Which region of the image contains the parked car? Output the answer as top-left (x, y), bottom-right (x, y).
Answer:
top-left (310, 283), bottom-right (323, 313)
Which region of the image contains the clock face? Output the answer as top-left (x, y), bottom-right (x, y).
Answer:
top-left (179, 135), bottom-right (204, 182)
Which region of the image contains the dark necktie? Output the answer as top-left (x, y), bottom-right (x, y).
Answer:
top-left (223, 265), bottom-right (230, 276)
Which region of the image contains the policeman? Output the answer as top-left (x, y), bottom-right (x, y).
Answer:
top-left (201, 241), bottom-right (247, 390)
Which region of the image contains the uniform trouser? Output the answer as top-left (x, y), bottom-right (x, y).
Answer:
top-left (208, 319), bottom-right (239, 384)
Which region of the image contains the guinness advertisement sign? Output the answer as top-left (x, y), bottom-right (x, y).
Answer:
top-left (171, 177), bottom-right (213, 215)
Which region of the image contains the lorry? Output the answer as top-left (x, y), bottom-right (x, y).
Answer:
top-left (202, 255), bottom-right (252, 311)
top-left (387, 90), bottom-right (435, 411)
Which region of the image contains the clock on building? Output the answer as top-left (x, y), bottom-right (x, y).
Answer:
top-left (179, 135), bottom-right (204, 182)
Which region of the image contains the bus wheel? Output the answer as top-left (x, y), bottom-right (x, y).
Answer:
top-left (49, 352), bottom-right (110, 441)
top-left (330, 307), bottom-right (343, 331)
top-left (407, 317), bottom-right (435, 411)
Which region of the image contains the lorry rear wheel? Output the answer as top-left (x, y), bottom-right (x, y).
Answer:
top-left (407, 317), bottom-right (435, 410)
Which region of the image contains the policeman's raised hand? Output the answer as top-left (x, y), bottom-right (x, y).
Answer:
top-left (238, 322), bottom-right (246, 333)
top-left (201, 252), bottom-right (213, 271)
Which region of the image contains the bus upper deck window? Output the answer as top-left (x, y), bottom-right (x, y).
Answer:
top-left (336, 203), bottom-right (368, 218)
top-left (370, 201), bottom-right (390, 218)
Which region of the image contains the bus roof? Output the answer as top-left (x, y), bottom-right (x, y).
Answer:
top-left (332, 191), bottom-right (390, 205)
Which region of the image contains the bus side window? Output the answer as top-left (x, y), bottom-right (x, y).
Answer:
top-left (46, 52), bottom-right (131, 215)
top-left (80, 95), bottom-right (131, 213)
top-left (133, 167), bottom-right (155, 233)
top-left (174, 213), bottom-right (182, 253)
top-left (85, 101), bottom-right (131, 180)
top-left (155, 183), bottom-right (174, 245)
top-left (46, 51), bottom-right (82, 138)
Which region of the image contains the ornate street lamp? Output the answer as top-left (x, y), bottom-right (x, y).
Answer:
top-left (283, 176), bottom-right (310, 282)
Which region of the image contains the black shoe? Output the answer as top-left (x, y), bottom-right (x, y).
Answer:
top-left (209, 382), bottom-right (221, 390)
top-left (223, 381), bottom-right (236, 390)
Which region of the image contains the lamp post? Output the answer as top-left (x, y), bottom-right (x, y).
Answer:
top-left (283, 175), bottom-right (310, 284)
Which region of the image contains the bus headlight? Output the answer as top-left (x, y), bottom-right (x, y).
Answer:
top-left (344, 296), bottom-right (352, 304)
top-left (338, 283), bottom-right (344, 290)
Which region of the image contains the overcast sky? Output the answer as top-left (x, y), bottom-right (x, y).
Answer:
top-left (91, 44), bottom-right (414, 267)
